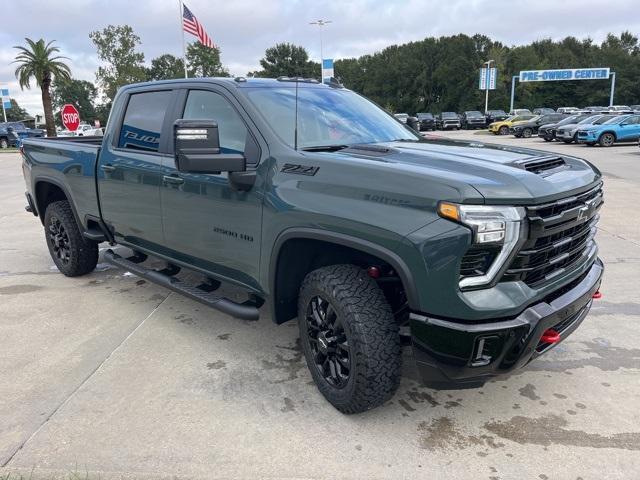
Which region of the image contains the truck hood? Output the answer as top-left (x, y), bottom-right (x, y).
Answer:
top-left (328, 138), bottom-right (601, 204)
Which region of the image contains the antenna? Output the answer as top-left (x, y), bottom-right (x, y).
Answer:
top-left (294, 78), bottom-right (299, 150)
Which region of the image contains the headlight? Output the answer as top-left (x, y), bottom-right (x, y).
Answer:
top-left (438, 203), bottom-right (526, 288)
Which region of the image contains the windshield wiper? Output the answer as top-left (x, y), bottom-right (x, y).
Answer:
top-left (300, 144), bottom-right (350, 152)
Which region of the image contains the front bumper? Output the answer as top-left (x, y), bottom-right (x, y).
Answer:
top-left (577, 131), bottom-right (599, 142)
top-left (409, 258), bottom-right (603, 388)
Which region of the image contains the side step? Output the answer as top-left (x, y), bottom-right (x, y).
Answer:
top-left (103, 249), bottom-right (260, 321)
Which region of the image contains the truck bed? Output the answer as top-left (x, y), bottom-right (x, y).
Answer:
top-left (22, 136), bottom-right (103, 230)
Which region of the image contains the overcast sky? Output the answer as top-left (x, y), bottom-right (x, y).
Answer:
top-left (1, 0), bottom-right (639, 116)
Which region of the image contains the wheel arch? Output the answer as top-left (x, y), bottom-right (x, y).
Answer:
top-left (33, 177), bottom-right (82, 228)
top-left (268, 228), bottom-right (419, 325)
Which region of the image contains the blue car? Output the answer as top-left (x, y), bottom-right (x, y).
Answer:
top-left (576, 113), bottom-right (640, 147)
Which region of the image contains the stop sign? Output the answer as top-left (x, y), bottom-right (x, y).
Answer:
top-left (61, 104), bottom-right (80, 131)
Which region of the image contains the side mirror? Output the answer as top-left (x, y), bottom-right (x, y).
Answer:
top-left (174, 119), bottom-right (246, 174)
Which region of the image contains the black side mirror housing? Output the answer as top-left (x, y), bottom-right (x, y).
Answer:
top-left (174, 119), bottom-right (246, 174)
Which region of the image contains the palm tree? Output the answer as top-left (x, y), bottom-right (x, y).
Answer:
top-left (13, 38), bottom-right (71, 137)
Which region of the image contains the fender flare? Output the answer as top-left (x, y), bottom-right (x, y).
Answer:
top-left (268, 228), bottom-right (420, 321)
top-left (32, 175), bottom-right (83, 229)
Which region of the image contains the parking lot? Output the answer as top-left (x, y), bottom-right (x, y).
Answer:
top-left (1, 131), bottom-right (639, 479)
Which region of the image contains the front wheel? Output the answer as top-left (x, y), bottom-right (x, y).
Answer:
top-left (298, 265), bottom-right (401, 414)
top-left (0, 137), bottom-right (8, 149)
top-left (599, 133), bottom-right (615, 147)
top-left (499, 126), bottom-right (509, 135)
top-left (522, 128), bottom-right (533, 138)
top-left (44, 200), bottom-right (99, 276)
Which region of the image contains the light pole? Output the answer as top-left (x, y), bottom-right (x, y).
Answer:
top-left (309, 19), bottom-right (332, 80)
top-left (483, 60), bottom-right (494, 114)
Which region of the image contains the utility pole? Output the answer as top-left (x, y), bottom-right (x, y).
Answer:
top-left (309, 19), bottom-right (332, 80)
top-left (483, 60), bottom-right (494, 114)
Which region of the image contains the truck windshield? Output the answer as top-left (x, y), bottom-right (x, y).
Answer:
top-left (244, 87), bottom-right (418, 149)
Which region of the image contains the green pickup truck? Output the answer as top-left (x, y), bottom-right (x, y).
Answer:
top-left (21, 77), bottom-right (603, 414)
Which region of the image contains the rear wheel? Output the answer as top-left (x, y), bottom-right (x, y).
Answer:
top-left (298, 264), bottom-right (401, 414)
top-left (522, 127), bottom-right (533, 138)
top-left (598, 133), bottom-right (615, 147)
top-left (499, 126), bottom-right (509, 135)
top-left (0, 137), bottom-right (8, 149)
top-left (44, 200), bottom-right (98, 277)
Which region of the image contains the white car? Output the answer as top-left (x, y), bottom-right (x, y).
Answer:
top-left (75, 124), bottom-right (103, 136)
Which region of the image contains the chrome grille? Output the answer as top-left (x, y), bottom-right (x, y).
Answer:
top-left (503, 183), bottom-right (603, 287)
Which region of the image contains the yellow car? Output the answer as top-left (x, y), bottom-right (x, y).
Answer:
top-left (488, 115), bottom-right (535, 135)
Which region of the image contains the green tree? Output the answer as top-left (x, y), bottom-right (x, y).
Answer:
top-left (89, 25), bottom-right (146, 102)
top-left (186, 42), bottom-right (229, 77)
top-left (5, 99), bottom-right (31, 122)
top-left (252, 43), bottom-right (319, 78)
top-left (12, 38), bottom-right (71, 137)
top-left (52, 78), bottom-right (98, 125)
top-left (147, 54), bottom-right (185, 80)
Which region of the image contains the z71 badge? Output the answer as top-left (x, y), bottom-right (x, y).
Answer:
top-left (281, 163), bottom-right (319, 176)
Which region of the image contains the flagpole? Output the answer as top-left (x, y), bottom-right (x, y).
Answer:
top-left (179, 0), bottom-right (188, 78)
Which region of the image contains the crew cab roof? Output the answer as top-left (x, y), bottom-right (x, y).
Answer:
top-left (119, 77), bottom-right (336, 92)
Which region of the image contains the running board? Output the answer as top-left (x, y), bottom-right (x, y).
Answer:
top-left (103, 249), bottom-right (260, 321)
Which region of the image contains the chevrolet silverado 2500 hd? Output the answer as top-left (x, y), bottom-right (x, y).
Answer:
top-left (21, 77), bottom-right (603, 414)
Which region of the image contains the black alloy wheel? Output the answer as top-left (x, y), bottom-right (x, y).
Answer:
top-left (305, 295), bottom-right (351, 388)
top-left (48, 215), bottom-right (72, 265)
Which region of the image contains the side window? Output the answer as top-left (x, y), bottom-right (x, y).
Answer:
top-left (183, 90), bottom-right (248, 154)
top-left (118, 90), bottom-right (172, 152)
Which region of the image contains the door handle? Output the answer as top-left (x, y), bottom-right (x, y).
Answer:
top-left (163, 174), bottom-right (185, 185)
top-left (101, 164), bottom-right (116, 173)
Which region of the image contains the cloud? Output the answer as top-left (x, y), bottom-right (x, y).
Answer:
top-left (2, 0), bottom-right (639, 116)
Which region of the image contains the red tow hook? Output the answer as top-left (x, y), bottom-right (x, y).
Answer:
top-left (540, 329), bottom-right (561, 344)
top-left (592, 290), bottom-right (602, 299)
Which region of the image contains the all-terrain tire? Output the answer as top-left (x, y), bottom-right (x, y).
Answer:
top-left (44, 200), bottom-right (98, 277)
top-left (297, 264), bottom-right (402, 414)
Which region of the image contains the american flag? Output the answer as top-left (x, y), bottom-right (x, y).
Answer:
top-left (182, 3), bottom-right (215, 48)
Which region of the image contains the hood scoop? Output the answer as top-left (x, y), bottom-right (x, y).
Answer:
top-left (341, 144), bottom-right (395, 156)
top-left (515, 155), bottom-right (567, 176)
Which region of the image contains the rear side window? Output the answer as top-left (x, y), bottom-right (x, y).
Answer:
top-left (118, 91), bottom-right (172, 152)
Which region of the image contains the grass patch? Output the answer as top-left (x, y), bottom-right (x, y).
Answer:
top-left (0, 148), bottom-right (19, 153)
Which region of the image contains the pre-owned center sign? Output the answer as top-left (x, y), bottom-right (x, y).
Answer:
top-left (519, 67), bottom-right (610, 82)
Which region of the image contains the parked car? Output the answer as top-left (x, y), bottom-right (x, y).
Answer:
top-left (416, 112), bottom-right (436, 131)
top-left (630, 105), bottom-right (640, 113)
top-left (538, 113), bottom-right (594, 141)
top-left (460, 111), bottom-right (486, 129)
top-left (510, 113), bottom-right (567, 138)
top-left (488, 114), bottom-right (535, 135)
top-left (509, 109), bottom-right (532, 116)
top-left (533, 108), bottom-right (555, 115)
top-left (436, 112), bottom-right (461, 130)
top-left (583, 106), bottom-right (609, 113)
top-left (577, 113), bottom-right (640, 147)
top-left (0, 121), bottom-right (44, 148)
top-left (608, 105), bottom-right (632, 113)
top-left (555, 114), bottom-right (616, 144)
top-left (557, 107), bottom-right (580, 114)
top-left (394, 113), bottom-right (409, 124)
top-left (76, 123), bottom-right (104, 136)
top-left (0, 124), bottom-right (21, 148)
top-left (485, 109), bottom-right (508, 124)
top-left (20, 76), bottom-right (604, 413)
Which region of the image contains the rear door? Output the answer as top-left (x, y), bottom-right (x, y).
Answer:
top-left (97, 88), bottom-right (176, 250)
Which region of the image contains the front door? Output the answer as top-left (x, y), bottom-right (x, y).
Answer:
top-left (160, 88), bottom-right (264, 290)
top-left (97, 89), bottom-right (175, 250)
top-left (618, 115), bottom-right (640, 141)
